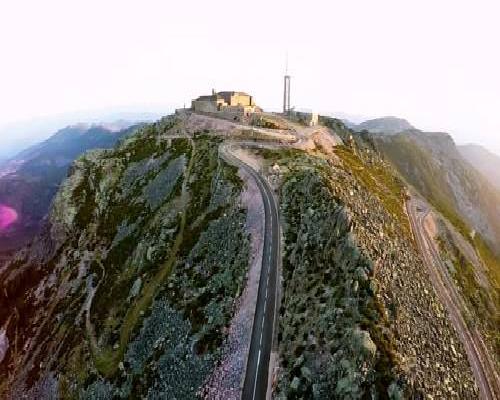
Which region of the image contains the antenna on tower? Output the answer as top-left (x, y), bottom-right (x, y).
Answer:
top-left (283, 53), bottom-right (291, 115)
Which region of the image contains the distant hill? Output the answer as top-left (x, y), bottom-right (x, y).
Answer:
top-left (0, 123), bottom-right (141, 252)
top-left (374, 131), bottom-right (500, 252)
top-left (458, 144), bottom-right (500, 191)
top-left (353, 116), bottom-right (415, 134)
top-left (0, 110), bottom-right (163, 160)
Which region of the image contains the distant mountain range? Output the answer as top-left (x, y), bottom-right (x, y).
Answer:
top-left (335, 115), bottom-right (500, 250)
top-left (458, 144), bottom-right (500, 192)
top-left (0, 122), bottom-right (142, 252)
top-left (346, 117), bottom-right (500, 187)
top-left (374, 130), bottom-right (500, 250)
top-left (0, 110), bottom-right (163, 160)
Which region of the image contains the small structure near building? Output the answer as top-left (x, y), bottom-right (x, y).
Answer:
top-left (290, 110), bottom-right (319, 126)
top-left (191, 89), bottom-right (262, 118)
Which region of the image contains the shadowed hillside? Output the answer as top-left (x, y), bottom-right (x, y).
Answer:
top-left (0, 123), bottom-right (140, 253)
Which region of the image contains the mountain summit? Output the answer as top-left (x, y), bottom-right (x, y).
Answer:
top-left (353, 116), bottom-right (415, 134)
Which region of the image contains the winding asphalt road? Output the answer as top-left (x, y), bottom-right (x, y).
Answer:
top-left (221, 143), bottom-right (500, 399)
top-left (407, 198), bottom-right (500, 400)
top-left (220, 144), bottom-right (280, 400)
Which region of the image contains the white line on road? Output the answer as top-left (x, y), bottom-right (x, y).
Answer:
top-left (252, 349), bottom-right (262, 400)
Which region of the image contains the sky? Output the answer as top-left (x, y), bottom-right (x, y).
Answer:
top-left (1, 0), bottom-right (500, 155)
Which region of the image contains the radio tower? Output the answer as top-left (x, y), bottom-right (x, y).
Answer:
top-left (283, 55), bottom-right (291, 115)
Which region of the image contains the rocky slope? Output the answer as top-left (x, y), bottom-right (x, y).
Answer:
top-left (434, 208), bottom-right (500, 373)
top-left (0, 123), bottom-right (140, 254)
top-left (371, 128), bottom-right (500, 389)
top-left (0, 112), bottom-right (498, 399)
top-left (373, 131), bottom-right (500, 254)
top-left (0, 117), bottom-right (254, 398)
top-left (251, 128), bottom-right (478, 398)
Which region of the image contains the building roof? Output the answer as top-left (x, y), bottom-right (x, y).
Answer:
top-left (194, 94), bottom-right (219, 101)
top-left (193, 91), bottom-right (252, 103)
top-left (217, 91), bottom-right (251, 97)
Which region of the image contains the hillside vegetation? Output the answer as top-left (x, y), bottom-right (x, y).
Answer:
top-left (374, 132), bottom-right (500, 252)
top-left (0, 117), bottom-right (251, 398)
top-left (0, 112), bottom-right (496, 399)
top-left (374, 130), bottom-right (500, 372)
top-left (255, 132), bottom-right (477, 398)
top-left (0, 124), bottom-right (139, 253)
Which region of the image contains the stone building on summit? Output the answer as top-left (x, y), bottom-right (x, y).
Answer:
top-left (191, 90), bottom-right (262, 117)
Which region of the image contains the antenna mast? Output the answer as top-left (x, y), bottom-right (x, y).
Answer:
top-left (283, 53), bottom-right (291, 115)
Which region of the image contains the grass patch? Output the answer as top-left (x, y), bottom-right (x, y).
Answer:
top-left (92, 141), bottom-right (196, 377)
top-left (334, 145), bottom-right (409, 235)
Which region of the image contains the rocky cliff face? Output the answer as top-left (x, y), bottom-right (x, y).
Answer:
top-left (374, 131), bottom-right (500, 254)
top-left (459, 143), bottom-right (500, 192)
top-left (0, 117), bottom-right (253, 398)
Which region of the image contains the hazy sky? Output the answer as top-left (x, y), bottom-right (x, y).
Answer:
top-left (1, 0), bottom-right (500, 154)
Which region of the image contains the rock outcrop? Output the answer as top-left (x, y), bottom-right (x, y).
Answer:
top-left (259, 137), bottom-right (477, 398)
top-left (0, 118), bottom-right (253, 399)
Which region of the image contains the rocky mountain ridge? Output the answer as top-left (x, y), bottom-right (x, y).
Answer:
top-left (373, 130), bottom-right (500, 253)
top-left (350, 117), bottom-right (415, 134)
top-left (0, 117), bottom-right (256, 398)
top-left (0, 112), bottom-right (498, 399)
